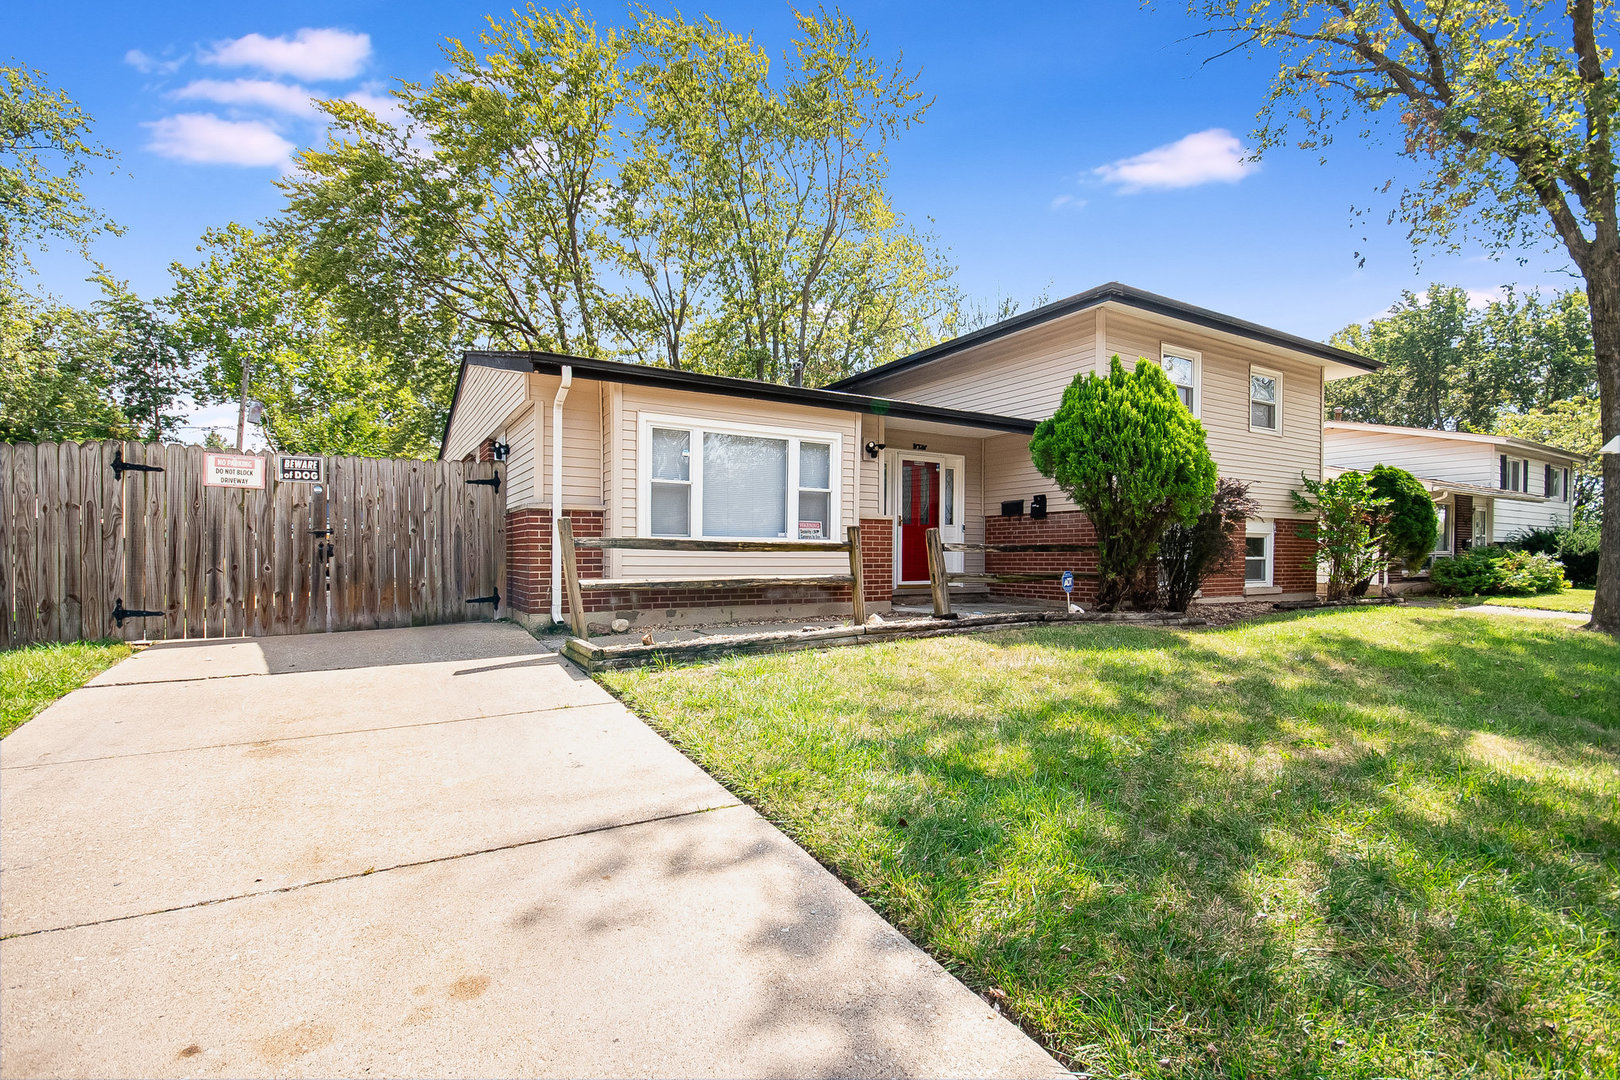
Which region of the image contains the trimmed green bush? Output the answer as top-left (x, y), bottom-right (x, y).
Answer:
top-left (1030, 355), bottom-right (1217, 610)
top-left (1367, 464), bottom-right (1440, 570)
top-left (1431, 547), bottom-right (1568, 596)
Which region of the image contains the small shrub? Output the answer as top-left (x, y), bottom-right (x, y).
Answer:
top-left (1431, 547), bottom-right (1567, 596)
top-left (1158, 477), bottom-right (1261, 612)
top-left (1368, 464), bottom-right (1440, 570)
top-left (1290, 471), bottom-right (1391, 601)
top-left (1508, 523), bottom-right (1599, 587)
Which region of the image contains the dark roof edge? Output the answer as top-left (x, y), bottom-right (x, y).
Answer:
top-left (827, 282), bottom-right (1381, 390)
top-left (463, 350), bottom-right (1039, 434)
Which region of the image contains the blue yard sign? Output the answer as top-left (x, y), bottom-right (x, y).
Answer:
top-left (1061, 570), bottom-right (1074, 597)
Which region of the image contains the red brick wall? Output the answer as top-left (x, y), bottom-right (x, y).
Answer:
top-left (476, 439), bottom-right (495, 463)
top-left (1453, 495), bottom-right (1473, 550)
top-left (505, 509), bottom-right (895, 622)
top-left (1201, 542), bottom-right (1247, 598)
top-left (858, 519), bottom-right (893, 607)
top-left (984, 510), bottom-right (1100, 605)
top-left (1273, 518), bottom-right (1319, 594)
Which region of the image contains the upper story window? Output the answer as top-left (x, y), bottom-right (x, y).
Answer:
top-left (1158, 346), bottom-right (1200, 415)
top-left (644, 417), bottom-right (840, 540)
top-left (1499, 454), bottom-right (1529, 493)
top-left (1544, 464), bottom-right (1572, 502)
top-left (1249, 367), bottom-right (1281, 432)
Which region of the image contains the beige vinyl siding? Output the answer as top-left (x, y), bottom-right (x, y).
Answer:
top-left (1325, 429), bottom-right (1497, 486)
top-left (853, 309), bottom-right (1097, 417)
top-left (1103, 311), bottom-right (1324, 519)
top-left (501, 403), bottom-right (540, 509)
top-left (528, 373), bottom-right (605, 510)
top-left (614, 385), bottom-right (860, 577)
top-left (983, 433), bottom-right (1066, 510)
top-left (884, 427), bottom-right (986, 574)
top-left (859, 414), bottom-right (884, 518)
top-left (443, 365), bottom-right (528, 461)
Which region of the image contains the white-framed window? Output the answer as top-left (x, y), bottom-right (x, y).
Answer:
top-left (1158, 345), bottom-right (1200, 416)
top-left (1434, 503), bottom-right (1451, 552)
top-left (1249, 366), bottom-right (1282, 433)
top-left (1245, 520), bottom-right (1274, 586)
top-left (1500, 454), bottom-right (1526, 493)
top-left (640, 414), bottom-right (841, 541)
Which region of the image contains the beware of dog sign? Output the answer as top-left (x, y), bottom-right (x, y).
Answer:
top-left (278, 455), bottom-right (322, 483)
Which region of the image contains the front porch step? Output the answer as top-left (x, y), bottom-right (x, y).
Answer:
top-left (891, 584), bottom-right (991, 604)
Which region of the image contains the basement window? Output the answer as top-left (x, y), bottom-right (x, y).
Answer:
top-left (1245, 521), bottom-right (1274, 586)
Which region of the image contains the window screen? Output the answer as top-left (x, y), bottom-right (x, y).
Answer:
top-left (702, 432), bottom-right (787, 537)
top-left (1245, 535), bottom-right (1269, 582)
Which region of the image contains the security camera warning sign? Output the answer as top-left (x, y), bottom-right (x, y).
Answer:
top-left (203, 452), bottom-right (267, 489)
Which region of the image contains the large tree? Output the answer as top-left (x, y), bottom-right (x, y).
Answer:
top-left (282, 7), bottom-right (950, 384)
top-left (168, 223), bottom-right (450, 457)
top-left (1326, 282), bottom-right (1596, 427)
top-left (1, 63), bottom-right (121, 278)
top-left (1193, 0), bottom-right (1620, 634)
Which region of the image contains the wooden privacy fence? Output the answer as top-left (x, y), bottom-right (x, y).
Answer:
top-left (924, 527), bottom-right (1098, 617)
top-left (557, 520), bottom-right (867, 640)
top-left (0, 441), bottom-right (505, 649)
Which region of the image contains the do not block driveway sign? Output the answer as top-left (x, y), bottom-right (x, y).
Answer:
top-left (202, 452), bottom-right (266, 489)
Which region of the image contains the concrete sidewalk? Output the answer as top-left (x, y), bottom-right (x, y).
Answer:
top-left (0, 623), bottom-right (1065, 1078)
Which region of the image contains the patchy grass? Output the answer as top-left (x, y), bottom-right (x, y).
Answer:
top-left (1444, 589), bottom-right (1597, 614)
top-left (1, 640), bottom-right (131, 738)
top-left (604, 607), bottom-right (1620, 1080)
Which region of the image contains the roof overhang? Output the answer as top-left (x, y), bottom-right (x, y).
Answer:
top-left (828, 282), bottom-right (1382, 391)
top-left (461, 350), bottom-right (1040, 437)
top-left (1325, 421), bottom-right (1589, 464)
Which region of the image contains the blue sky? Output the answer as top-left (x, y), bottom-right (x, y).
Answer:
top-left (15, 0), bottom-right (1583, 345)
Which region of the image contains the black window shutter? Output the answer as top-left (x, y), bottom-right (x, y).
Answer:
top-left (1545, 464), bottom-right (1553, 496)
top-left (1500, 455), bottom-right (1508, 488)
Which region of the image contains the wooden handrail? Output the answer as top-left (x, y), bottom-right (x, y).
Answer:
top-left (557, 519), bottom-right (867, 642)
top-left (942, 542), bottom-right (1098, 553)
top-left (571, 536), bottom-right (849, 552)
top-left (578, 574), bottom-right (853, 591)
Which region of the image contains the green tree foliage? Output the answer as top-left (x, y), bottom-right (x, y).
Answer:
top-left (1366, 464), bottom-right (1440, 571)
top-left (1290, 471), bottom-right (1392, 601)
top-left (282, 7), bottom-right (952, 386)
top-left (1327, 284), bottom-right (1595, 431)
top-left (91, 280), bottom-right (190, 442)
top-left (1158, 476), bottom-right (1262, 612)
top-left (1030, 356), bottom-right (1218, 611)
top-left (1, 63), bottom-right (121, 277)
top-left (0, 279), bottom-right (131, 441)
top-left (1189, 1), bottom-right (1618, 633)
top-left (1495, 396), bottom-right (1604, 520)
top-left (167, 223), bottom-right (450, 457)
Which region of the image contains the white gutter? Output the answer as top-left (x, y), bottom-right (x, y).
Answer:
top-left (550, 365), bottom-right (573, 625)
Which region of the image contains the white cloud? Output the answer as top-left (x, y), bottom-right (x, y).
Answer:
top-left (125, 48), bottom-right (185, 75)
top-left (1094, 128), bottom-right (1255, 193)
top-left (143, 113), bottom-right (294, 167)
top-left (202, 28), bottom-right (371, 81)
top-left (1049, 194), bottom-right (1087, 212)
top-left (174, 78), bottom-right (318, 115)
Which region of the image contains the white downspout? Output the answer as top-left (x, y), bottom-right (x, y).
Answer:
top-left (550, 366), bottom-right (573, 626)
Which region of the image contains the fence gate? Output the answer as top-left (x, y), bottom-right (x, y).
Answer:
top-left (0, 442), bottom-right (505, 648)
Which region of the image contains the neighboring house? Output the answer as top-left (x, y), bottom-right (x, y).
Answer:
top-left (440, 283), bottom-right (1381, 628)
top-left (1324, 421), bottom-right (1584, 555)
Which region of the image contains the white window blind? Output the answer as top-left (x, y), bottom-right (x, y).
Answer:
top-left (703, 432), bottom-right (788, 538)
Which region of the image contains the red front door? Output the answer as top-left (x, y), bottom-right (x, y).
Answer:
top-left (899, 460), bottom-right (940, 583)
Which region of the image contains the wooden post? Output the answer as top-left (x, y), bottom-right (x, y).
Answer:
top-left (557, 515), bottom-right (588, 640)
top-left (847, 525), bottom-right (866, 626)
top-left (925, 526), bottom-right (951, 618)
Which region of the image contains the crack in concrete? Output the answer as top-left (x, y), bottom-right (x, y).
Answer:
top-left (1, 701), bottom-right (614, 771)
top-left (0, 803), bottom-right (744, 941)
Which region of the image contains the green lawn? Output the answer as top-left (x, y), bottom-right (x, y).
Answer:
top-left (1446, 589), bottom-right (1596, 614)
top-left (604, 608), bottom-right (1620, 1080)
top-left (1, 640), bottom-right (131, 738)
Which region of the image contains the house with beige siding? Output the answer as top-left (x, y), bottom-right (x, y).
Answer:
top-left (1323, 421), bottom-right (1584, 554)
top-left (439, 283), bottom-right (1380, 629)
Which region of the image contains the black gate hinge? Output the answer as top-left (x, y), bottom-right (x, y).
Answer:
top-left (112, 598), bottom-right (164, 628)
top-left (111, 449), bottom-right (165, 479)
top-left (466, 471), bottom-right (501, 494)
top-left (466, 587), bottom-right (500, 611)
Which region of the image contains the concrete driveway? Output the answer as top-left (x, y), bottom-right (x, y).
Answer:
top-left (0, 623), bottom-right (1064, 1078)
